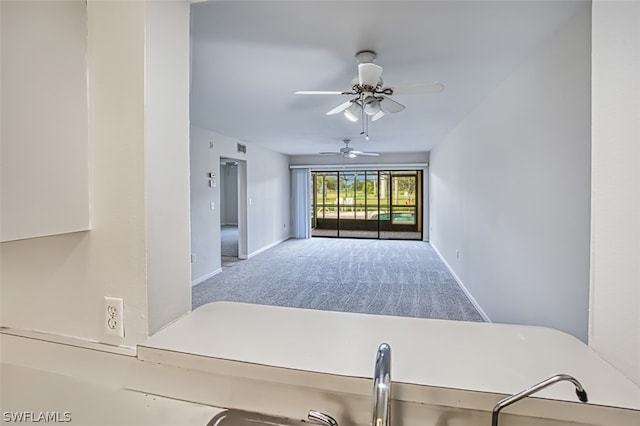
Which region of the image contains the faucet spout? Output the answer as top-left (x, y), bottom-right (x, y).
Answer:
top-left (372, 343), bottom-right (391, 426)
top-left (491, 374), bottom-right (588, 426)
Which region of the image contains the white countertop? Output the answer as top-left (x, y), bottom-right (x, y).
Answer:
top-left (141, 302), bottom-right (640, 410)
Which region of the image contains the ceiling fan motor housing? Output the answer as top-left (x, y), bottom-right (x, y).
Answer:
top-left (355, 50), bottom-right (377, 64)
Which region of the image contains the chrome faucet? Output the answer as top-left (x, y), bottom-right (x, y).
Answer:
top-left (372, 343), bottom-right (392, 426)
top-left (491, 373), bottom-right (588, 426)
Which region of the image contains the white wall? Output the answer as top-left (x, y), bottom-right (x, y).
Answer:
top-left (429, 8), bottom-right (591, 341)
top-left (1, 0), bottom-right (148, 347)
top-left (190, 127), bottom-right (291, 285)
top-left (1, 0), bottom-right (192, 346)
top-left (145, 0), bottom-right (191, 335)
top-left (589, 0), bottom-right (640, 386)
top-left (247, 148), bottom-right (293, 255)
top-left (1, 0), bottom-right (90, 242)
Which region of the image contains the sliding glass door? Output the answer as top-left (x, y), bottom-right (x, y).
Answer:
top-left (313, 172), bottom-right (338, 237)
top-left (311, 170), bottom-right (422, 240)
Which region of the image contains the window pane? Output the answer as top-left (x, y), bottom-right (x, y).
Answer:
top-left (339, 172), bottom-right (356, 220)
top-left (324, 173), bottom-right (338, 219)
top-left (391, 207), bottom-right (416, 225)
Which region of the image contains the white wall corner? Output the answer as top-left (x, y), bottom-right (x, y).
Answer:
top-left (192, 268), bottom-right (223, 287)
top-left (429, 243), bottom-right (491, 323)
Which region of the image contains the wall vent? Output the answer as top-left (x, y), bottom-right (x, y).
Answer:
top-left (237, 143), bottom-right (246, 154)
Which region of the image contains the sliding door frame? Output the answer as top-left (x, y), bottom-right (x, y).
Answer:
top-left (311, 169), bottom-right (423, 240)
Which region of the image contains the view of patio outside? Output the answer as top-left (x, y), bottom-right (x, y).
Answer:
top-left (312, 170), bottom-right (422, 240)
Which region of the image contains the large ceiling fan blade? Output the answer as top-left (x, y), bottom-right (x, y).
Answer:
top-left (358, 63), bottom-right (383, 88)
top-left (326, 100), bottom-right (354, 115)
top-left (351, 149), bottom-right (380, 157)
top-left (387, 82), bottom-right (444, 95)
top-left (295, 90), bottom-right (346, 95)
top-left (320, 139), bottom-right (379, 158)
top-left (379, 96), bottom-right (405, 113)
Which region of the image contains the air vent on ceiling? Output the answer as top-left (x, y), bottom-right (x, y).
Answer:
top-left (237, 143), bottom-right (246, 154)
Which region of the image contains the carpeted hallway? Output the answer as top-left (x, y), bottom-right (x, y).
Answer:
top-left (193, 237), bottom-right (484, 322)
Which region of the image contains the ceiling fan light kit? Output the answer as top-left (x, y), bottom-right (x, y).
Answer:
top-left (344, 109), bottom-right (359, 122)
top-left (344, 102), bottom-right (361, 121)
top-left (371, 109), bottom-right (385, 122)
top-left (363, 96), bottom-right (382, 115)
top-left (296, 50), bottom-right (444, 140)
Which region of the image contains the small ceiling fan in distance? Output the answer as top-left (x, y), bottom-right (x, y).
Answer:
top-left (295, 51), bottom-right (444, 138)
top-left (319, 139), bottom-right (379, 159)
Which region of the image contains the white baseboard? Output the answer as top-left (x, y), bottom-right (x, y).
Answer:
top-left (247, 235), bottom-right (292, 259)
top-left (429, 243), bottom-right (491, 323)
top-left (191, 268), bottom-right (222, 287)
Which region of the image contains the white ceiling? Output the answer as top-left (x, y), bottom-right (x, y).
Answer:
top-left (190, 1), bottom-right (587, 156)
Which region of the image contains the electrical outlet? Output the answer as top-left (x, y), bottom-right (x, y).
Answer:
top-left (104, 296), bottom-right (124, 337)
top-left (191, 254), bottom-right (196, 263)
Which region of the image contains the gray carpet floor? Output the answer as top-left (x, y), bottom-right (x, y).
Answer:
top-left (193, 237), bottom-right (484, 322)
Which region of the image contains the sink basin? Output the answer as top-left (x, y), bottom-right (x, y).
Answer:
top-left (207, 410), bottom-right (307, 426)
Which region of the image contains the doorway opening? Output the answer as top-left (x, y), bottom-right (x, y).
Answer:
top-left (220, 157), bottom-right (248, 266)
top-left (311, 170), bottom-right (423, 240)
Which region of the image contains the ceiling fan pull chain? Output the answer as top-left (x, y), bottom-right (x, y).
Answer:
top-left (361, 97), bottom-right (366, 136)
top-left (366, 113), bottom-right (369, 140)
top-left (361, 103), bottom-right (369, 140)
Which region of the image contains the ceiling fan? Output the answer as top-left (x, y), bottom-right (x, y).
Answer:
top-left (295, 50), bottom-right (444, 138)
top-left (319, 139), bottom-right (380, 158)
